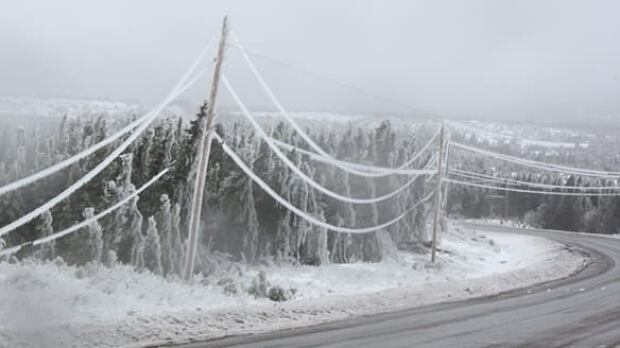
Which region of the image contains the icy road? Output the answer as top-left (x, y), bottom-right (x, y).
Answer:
top-left (175, 224), bottom-right (620, 348)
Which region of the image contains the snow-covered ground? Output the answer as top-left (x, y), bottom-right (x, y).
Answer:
top-left (461, 218), bottom-right (620, 240)
top-left (0, 225), bottom-right (586, 348)
top-left (460, 218), bottom-right (533, 229)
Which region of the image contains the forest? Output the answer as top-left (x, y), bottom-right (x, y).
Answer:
top-left (0, 105), bottom-right (435, 277)
top-left (2, 103), bottom-right (620, 279)
top-left (447, 130), bottom-right (620, 234)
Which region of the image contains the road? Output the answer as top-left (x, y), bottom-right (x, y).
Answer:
top-left (176, 225), bottom-right (620, 348)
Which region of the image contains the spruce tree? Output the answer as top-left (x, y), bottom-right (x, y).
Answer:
top-left (83, 207), bottom-right (103, 263)
top-left (144, 216), bottom-right (163, 275)
top-left (156, 194), bottom-right (174, 275)
top-left (127, 194), bottom-right (145, 269)
top-left (34, 210), bottom-right (55, 261)
top-left (170, 202), bottom-right (184, 275)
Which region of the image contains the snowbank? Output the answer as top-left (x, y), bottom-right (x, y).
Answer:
top-left (0, 226), bottom-right (586, 348)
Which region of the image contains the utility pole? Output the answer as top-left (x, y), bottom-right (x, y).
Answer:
top-left (183, 16), bottom-right (228, 280)
top-left (431, 124), bottom-right (445, 263)
top-left (441, 137), bottom-right (452, 219)
top-left (503, 183), bottom-right (508, 223)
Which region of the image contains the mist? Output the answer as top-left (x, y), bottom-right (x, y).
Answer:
top-left (1, 0), bottom-right (620, 120)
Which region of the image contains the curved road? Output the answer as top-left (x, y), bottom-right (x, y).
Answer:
top-left (179, 225), bottom-right (620, 348)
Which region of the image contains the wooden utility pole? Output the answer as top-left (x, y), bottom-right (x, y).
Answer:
top-left (441, 138), bottom-right (451, 218)
top-left (183, 16), bottom-right (228, 280)
top-left (431, 124), bottom-right (445, 263)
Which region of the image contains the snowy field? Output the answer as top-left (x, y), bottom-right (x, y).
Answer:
top-left (0, 225), bottom-right (586, 348)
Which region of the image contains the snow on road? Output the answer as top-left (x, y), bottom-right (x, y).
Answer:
top-left (0, 225), bottom-right (586, 348)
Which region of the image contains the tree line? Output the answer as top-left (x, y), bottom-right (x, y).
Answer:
top-left (447, 132), bottom-right (620, 234)
top-left (0, 105), bottom-right (434, 276)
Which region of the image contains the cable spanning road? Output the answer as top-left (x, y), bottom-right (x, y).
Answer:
top-left (177, 225), bottom-right (620, 348)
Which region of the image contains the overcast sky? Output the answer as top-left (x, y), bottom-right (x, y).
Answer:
top-left (1, 0), bottom-right (620, 119)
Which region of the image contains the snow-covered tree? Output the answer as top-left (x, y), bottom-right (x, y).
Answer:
top-left (156, 194), bottom-right (174, 275)
top-left (127, 194), bottom-right (145, 269)
top-left (34, 210), bottom-right (55, 260)
top-left (83, 207), bottom-right (103, 263)
top-left (217, 134), bottom-right (260, 263)
top-left (170, 202), bottom-right (184, 276)
top-left (144, 216), bottom-right (163, 275)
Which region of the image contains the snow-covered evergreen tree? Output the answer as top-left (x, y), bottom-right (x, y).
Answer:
top-left (34, 210), bottom-right (55, 260)
top-left (83, 207), bottom-right (103, 263)
top-left (217, 134), bottom-right (260, 263)
top-left (156, 194), bottom-right (174, 275)
top-left (127, 194), bottom-right (145, 269)
top-left (107, 153), bottom-right (135, 259)
top-left (303, 163), bottom-right (329, 265)
top-left (144, 216), bottom-right (163, 275)
top-left (170, 202), bottom-right (184, 276)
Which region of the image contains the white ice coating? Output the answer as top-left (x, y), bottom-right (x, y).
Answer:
top-left (446, 177), bottom-right (620, 196)
top-left (0, 38), bottom-right (215, 198)
top-left (0, 168), bottom-right (168, 257)
top-left (231, 29), bottom-right (440, 178)
top-left (0, 38), bottom-right (214, 238)
top-left (451, 142), bottom-right (620, 178)
top-left (450, 168), bottom-right (620, 191)
top-left (214, 132), bottom-right (438, 234)
top-left (223, 75), bottom-right (435, 205)
top-left (269, 132), bottom-right (438, 177)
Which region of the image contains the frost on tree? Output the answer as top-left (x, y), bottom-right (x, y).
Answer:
top-left (156, 194), bottom-right (174, 275)
top-left (0, 112), bottom-right (467, 270)
top-left (127, 193), bottom-right (145, 269)
top-left (170, 203), bottom-right (184, 276)
top-left (218, 133), bottom-right (260, 263)
top-left (34, 210), bottom-right (55, 261)
top-left (275, 165), bottom-right (295, 262)
top-left (106, 153), bottom-right (135, 258)
top-left (298, 162), bottom-right (329, 265)
top-left (138, 128), bottom-right (155, 182)
top-left (328, 170), bottom-right (355, 263)
top-left (144, 216), bottom-right (163, 275)
top-left (83, 207), bottom-right (103, 263)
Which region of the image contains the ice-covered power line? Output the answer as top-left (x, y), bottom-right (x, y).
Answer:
top-left (451, 142), bottom-right (620, 178)
top-left (213, 132), bottom-right (437, 234)
top-left (0, 38), bottom-right (214, 238)
top-left (0, 168), bottom-right (168, 258)
top-left (0, 38), bottom-right (215, 197)
top-left (231, 30), bottom-right (330, 158)
top-left (446, 120), bottom-right (591, 149)
top-left (222, 75), bottom-right (435, 205)
top-left (226, 34), bottom-right (430, 116)
top-left (449, 169), bottom-right (620, 191)
top-left (445, 177), bottom-right (620, 196)
top-left (231, 30), bottom-right (438, 178)
top-left (269, 133), bottom-right (438, 177)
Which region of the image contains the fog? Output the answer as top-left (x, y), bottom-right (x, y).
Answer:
top-left (1, 0), bottom-right (620, 119)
